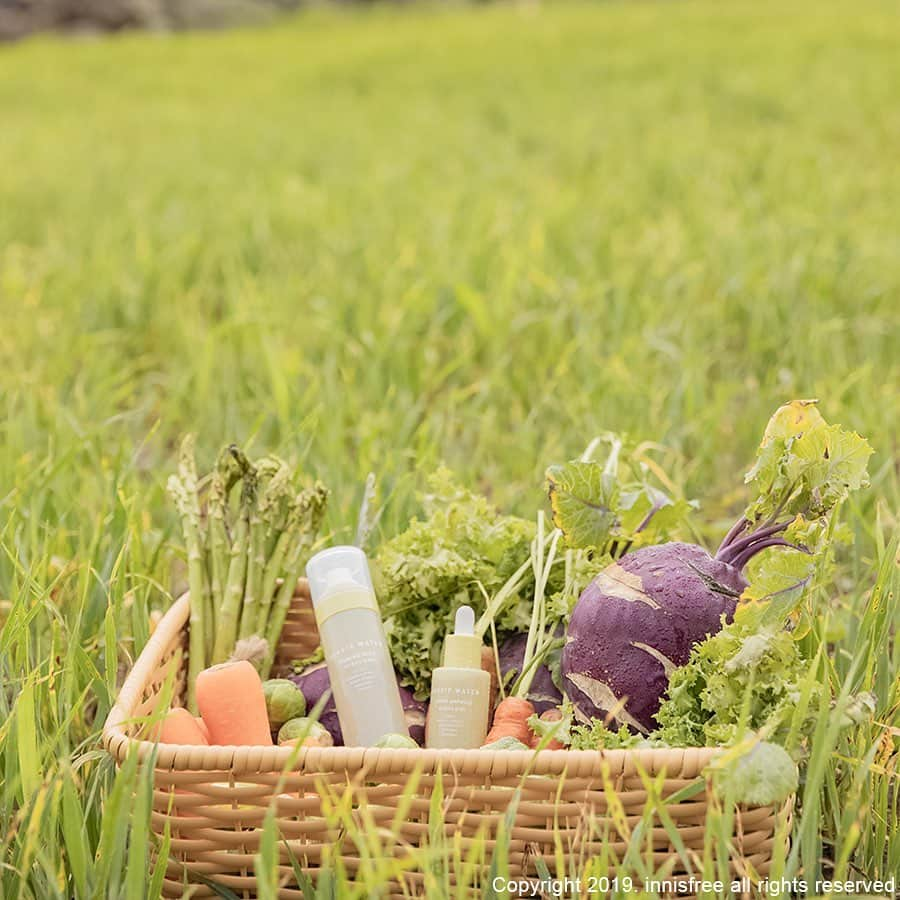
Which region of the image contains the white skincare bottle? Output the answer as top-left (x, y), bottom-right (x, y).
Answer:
top-left (306, 546), bottom-right (409, 747)
top-left (425, 606), bottom-right (491, 749)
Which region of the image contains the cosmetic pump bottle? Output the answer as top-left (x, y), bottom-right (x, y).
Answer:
top-left (306, 546), bottom-right (409, 747)
top-left (425, 606), bottom-right (491, 749)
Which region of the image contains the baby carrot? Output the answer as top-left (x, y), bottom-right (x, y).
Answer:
top-left (195, 660), bottom-right (273, 746)
top-left (155, 707), bottom-right (210, 746)
top-left (484, 696), bottom-right (535, 746)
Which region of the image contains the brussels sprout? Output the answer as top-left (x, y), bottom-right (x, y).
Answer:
top-left (373, 733), bottom-right (419, 750)
top-left (262, 679), bottom-right (307, 729)
top-left (481, 736), bottom-right (530, 751)
top-left (277, 717), bottom-right (332, 747)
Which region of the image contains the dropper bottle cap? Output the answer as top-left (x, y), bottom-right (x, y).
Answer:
top-left (443, 606), bottom-right (481, 669)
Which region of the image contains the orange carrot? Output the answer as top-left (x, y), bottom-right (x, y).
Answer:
top-left (195, 660), bottom-right (273, 746)
top-left (484, 696), bottom-right (535, 746)
top-left (155, 707), bottom-right (210, 745)
top-left (195, 716), bottom-right (211, 742)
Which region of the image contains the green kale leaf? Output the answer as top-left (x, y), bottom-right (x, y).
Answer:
top-left (374, 468), bottom-right (545, 697)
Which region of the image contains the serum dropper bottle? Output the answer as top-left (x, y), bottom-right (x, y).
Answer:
top-left (425, 606), bottom-right (491, 749)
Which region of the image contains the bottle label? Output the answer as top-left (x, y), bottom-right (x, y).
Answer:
top-left (313, 588), bottom-right (379, 627)
top-left (428, 682), bottom-right (488, 745)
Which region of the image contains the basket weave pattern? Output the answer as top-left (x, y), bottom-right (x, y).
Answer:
top-left (103, 582), bottom-right (791, 898)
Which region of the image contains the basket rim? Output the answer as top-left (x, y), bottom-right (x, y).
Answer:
top-left (103, 585), bottom-right (726, 780)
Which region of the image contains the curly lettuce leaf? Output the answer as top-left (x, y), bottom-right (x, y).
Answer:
top-left (375, 469), bottom-right (543, 697)
top-left (569, 720), bottom-right (649, 750)
top-left (653, 604), bottom-right (823, 749)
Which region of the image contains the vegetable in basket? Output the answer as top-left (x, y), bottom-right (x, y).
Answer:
top-left (167, 437), bottom-right (328, 711)
top-left (374, 469), bottom-right (549, 699)
top-left (557, 401), bottom-right (872, 733)
top-left (497, 630), bottom-right (564, 715)
top-left (196, 659), bottom-right (273, 746)
top-left (277, 717), bottom-right (333, 747)
top-left (481, 736), bottom-right (530, 751)
top-left (374, 733), bottom-right (419, 749)
top-left (527, 707), bottom-right (572, 750)
top-left (262, 679), bottom-right (307, 730)
top-left (155, 707), bottom-right (210, 746)
top-left (709, 739), bottom-right (799, 806)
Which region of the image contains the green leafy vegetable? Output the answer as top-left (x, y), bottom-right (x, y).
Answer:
top-left (742, 399), bottom-right (872, 526)
top-left (526, 701), bottom-right (574, 747)
top-left (653, 604), bottom-right (824, 749)
top-left (547, 433), bottom-right (693, 551)
top-left (375, 468), bottom-right (547, 697)
top-left (716, 400), bottom-right (873, 611)
top-left (710, 740), bottom-right (799, 806)
top-left (481, 736), bottom-right (530, 751)
top-left (568, 720), bottom-right (650, 750)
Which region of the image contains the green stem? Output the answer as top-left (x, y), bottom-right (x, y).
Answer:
top-left (261, 548), bottom-right (306, 680)
top-left (260, 483), bottom-right (328, 678)
top-left (253, 461), bottom-right (294, 637)
top-left (167, 463), bottom-right (208, 711)
top-left (212, 456), bottom-right (256, 663)
top-left (257, 527), bottom-right (292, 636)
top-left (239, 501), bottom-right (266, 639)
top-left (208, 449), bottom-right (238, 647)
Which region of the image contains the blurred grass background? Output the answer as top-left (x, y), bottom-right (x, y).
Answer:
top-left (2, 0), bottom-right (897, 532)
top-left (0, 0), bottom-right (898, 896)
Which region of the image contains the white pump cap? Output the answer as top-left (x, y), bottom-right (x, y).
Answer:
top-left (306, 546), bottom-right (374, 607)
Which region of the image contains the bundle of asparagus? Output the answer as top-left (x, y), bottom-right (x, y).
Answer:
top-left (167, 437), bottom-right (328, 711)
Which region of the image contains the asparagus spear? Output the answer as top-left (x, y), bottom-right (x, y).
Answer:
top-left (239, 458), bottom-right (290, 639)
top-left (251, 460), bottom-right (294, 636)
top-left (260, 483), bottom-right (328, 678)
top-left (167, 435), bottom-right (209, 713)
top-left (211, 448), bottom-right (256, 664)
top-left (207, 449), bottom-right (240, 643)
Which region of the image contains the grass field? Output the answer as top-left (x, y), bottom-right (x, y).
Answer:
top-left (1, 0), bottom-right (899, 896)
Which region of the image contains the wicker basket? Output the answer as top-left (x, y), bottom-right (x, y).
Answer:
top-left (103, 582), bottom-right (792, 898)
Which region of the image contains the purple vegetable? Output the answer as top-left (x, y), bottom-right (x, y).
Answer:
top-left (289, 663), bottom-right (342, 743)
top-left (562, 532), bottom-right (790, 732)
top-left (399, 685), bottom-right (427, 746)
top-left (498, 632), bottom-right (564, 715)
top-left (289, 662), bottom-right (428, 746)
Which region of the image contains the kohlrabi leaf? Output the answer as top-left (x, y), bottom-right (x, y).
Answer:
top-left (547, 461), bottom-right (619, 549)
top-left (547, 437), bottom-right (693, 551)
top-left (742, 547), bottom-right (817, 605)
top-left (761, 398), bottom-right (826, 444)
top-left (743, 401), bottom-right (872, 524)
